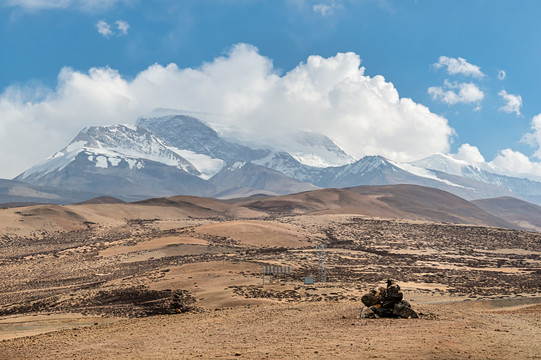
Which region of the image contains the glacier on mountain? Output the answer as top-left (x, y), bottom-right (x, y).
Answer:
top-left (389, 160), bottom-right (465, 188)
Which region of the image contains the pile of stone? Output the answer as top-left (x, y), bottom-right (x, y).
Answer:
top-left (170, 290), bottom-right (197, 314)
top-left (360, 280), bottom-right (419, 319)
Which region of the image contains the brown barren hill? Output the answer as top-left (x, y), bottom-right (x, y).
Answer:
top-left (240, 188), bottom-right (408, 217)
top-left (241, 184), bottom-right (516, 228)
top-left (0, 205), bottom-right (89, 234)
top-left (136, 194), bottom-right (265, 219)
top-left (472, 196), bottom-right (541, 232)
top-left (348, 184), bottom-right (517, 228)
top-left (0, 184), bottom-right (518, 237)
top-left (76, 196), bottom-right (126, 205)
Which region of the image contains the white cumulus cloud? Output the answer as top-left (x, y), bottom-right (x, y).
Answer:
top-left (313, 1), bottom-right (341, 16)
top-left (115, 19), bottom-right (129, 35)
top-left (433, 56), bottom-right (485, 78)
top-left (443, 143), bottom-right (541, 181)
top-left (450, 144), bottom-right (485, 164)
top-left (96, 20), bottom-right (112, 37)
top-left (498, 90), bottom-right (522, 116)
top-left (488, 149), bottom-right (541, 178)
top-left (428, 80), bottom-right (484, 105)
top-left (481, 114), bottom-right (541, 179)
top-left (521, 114), bottom-right (541, 159)
top-left (0, 43), bottom-right (454, 178)
top-left (96, 19), bottom-right (129, 37)
top-left (441, 118), bottom-right (541, 181)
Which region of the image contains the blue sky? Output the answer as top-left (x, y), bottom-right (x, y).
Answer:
top-left (1, 0), bottom-right (541, 179)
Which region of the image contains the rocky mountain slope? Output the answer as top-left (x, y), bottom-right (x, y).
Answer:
top-left (411, 153), bottom-right (541, 203)
top-left (10, 112), bottom-right (541, 205)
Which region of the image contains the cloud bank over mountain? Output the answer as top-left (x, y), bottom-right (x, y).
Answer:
top-left (0, 44), bottom-right (454, 178)
top-left (2, 43), bottom-right (541, 181)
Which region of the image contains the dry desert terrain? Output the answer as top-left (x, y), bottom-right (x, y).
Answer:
top-left (0, 192), bottom-right (540, 359)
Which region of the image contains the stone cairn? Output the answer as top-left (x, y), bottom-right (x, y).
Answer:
top-left (170, 290), bottom-right (197, 314)
top-left (361, 280), bottom-right (419, 319)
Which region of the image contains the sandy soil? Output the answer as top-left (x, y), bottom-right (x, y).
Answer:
top-left (0, 204), bottom-right (540, 359)
top-left (193, 220), bottom-right (313, 248)
top-left (1, 297), bottom-right (540, 359)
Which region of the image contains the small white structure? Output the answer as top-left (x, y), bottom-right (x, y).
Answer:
top-left (261, 265), bottom-right (292, 285)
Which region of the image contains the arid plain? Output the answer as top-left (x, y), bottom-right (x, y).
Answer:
top-left (0, 185), bottom-right (540, 359)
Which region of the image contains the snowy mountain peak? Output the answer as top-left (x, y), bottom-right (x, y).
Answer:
top-left (410, 153), bottom-right (481, 177)
top-left (15, 110), bottom-right (541, 206)
top-left (137, 114), bottom-right (219, 143)
top-left (348, 155), bottom-right (388, 169)
top-left (18, 124), bottom-right (201, 181)
top-left (288, 131), bottom-right (356, 168)
top-left (137, 114), bottom-right (269, 165)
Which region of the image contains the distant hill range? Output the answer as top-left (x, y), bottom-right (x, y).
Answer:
top-left (0, 179), bottom-right (101, 206)
top-left (472, 196), bottom-right (541, 232)
top-left (3, 184), bottom-right (536, 232)
top-left (4, 111), bottom-right (541, 215)
top-left (234, 184), bottom-right (516, 229)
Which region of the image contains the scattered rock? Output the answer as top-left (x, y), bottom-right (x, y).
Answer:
top-left (360, 293), bottom-right (379, 307)
top-left (393, 302), bottom-right (419, 319)
top-left (360, 306), bottom-right (379, 319)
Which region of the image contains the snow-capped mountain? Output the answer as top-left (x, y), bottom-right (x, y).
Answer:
top-left (12, 111), bottom-right (541, 205)
top-left (14, 125), bottom-right (215, 200)
top-left (253, 151), bottom-right (323, 183)
top-left (254, 130), bottom-right (355, 168)
top-left (411, 153), bottom-right (541, 201)
top-left (209, 161), bottom-right (319, 199)
top-left (13, 116), bottom-right (323, 200)
top-left (18, 124), bottom-right (201, 181)
top-left (253, 149), bottom-right (524, 200)
top-left (410, 153), bottom-right (477, 177)
top-left (137, 114), bottom-right (268, 168)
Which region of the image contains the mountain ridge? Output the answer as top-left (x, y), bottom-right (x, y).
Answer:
top-left (11, 112), bottom-right (541, 206)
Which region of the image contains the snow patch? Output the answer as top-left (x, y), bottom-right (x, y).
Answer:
top-left (126, 159), bottom-right (137, 169)
top-left (109, 157), bottom-right (121, 166)
top-left (390, 160), bottom-right (465, 188)
top-left (20, 149), bottom-right (83, 179)
top-left (410, 153), bottom-right (471, 177)
top-left (121, 124), bottom-right (137, 131)
top-left (291, 153), bottom-right (339, 168)
top-left (95, 156), bottom-right (108, 168)
top-left (167, 146), bottom-right (225, 179)
top-left (230, 162), bottom-right (246, 170)
top-left (66, 141), bottom-right (87, 153)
